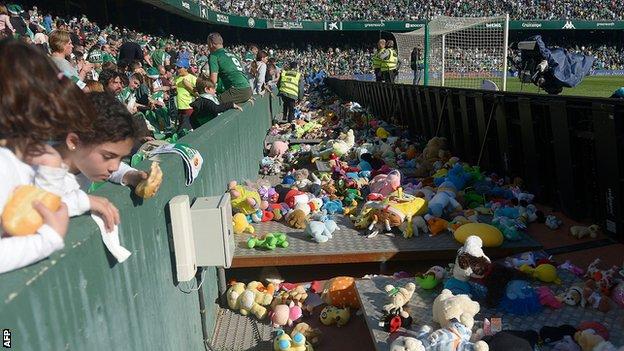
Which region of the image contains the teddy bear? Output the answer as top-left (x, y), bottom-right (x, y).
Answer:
top-left (273, 329), bottom-right (314, 351)
top-left (570, 224), bottom-right (601, 239)
top-left (383, 282), bottom-right (416, 314)
top-left (270, 301), bottom-right (303, 327)
top-left (432, 289), bottom-right (481, 330)
top-left (226, 282), bottom-right (269, 320)
top-left (305, 219), bottom-right (339, 243)
top-left (286, 209), bottom-right (308, 229)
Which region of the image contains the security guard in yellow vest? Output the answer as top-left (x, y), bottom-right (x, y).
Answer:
top-left (278, 61), bottom-right (304, 125)
top-left (380, 40), bottom-right (399, 83)
top-left (372, 39), bottom-right (386, 82)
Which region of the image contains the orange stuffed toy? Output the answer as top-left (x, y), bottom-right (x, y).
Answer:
top-left (321, 276), bottom-right (360, 309)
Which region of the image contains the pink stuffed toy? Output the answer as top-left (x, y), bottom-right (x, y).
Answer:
top-left (369, 170), bottom-right (401, 197)
top-left (270, 302), bottom-right (303, 327)
top-left (268, 140), bottom-right (289, 159)
top-left (537, 286), bottom-right (562, 309)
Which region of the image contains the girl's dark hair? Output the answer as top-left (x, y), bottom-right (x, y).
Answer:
top-left (256, 50), bottom-right (268, 61)
top-left (81, 92), bottom-right (144, 145)
top-left (0, 39), bottom-right (95, 154)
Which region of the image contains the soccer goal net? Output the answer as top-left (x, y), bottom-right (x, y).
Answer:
top-left (394, 15), bottom-right (509, 91)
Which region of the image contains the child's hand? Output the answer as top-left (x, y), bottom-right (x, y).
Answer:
top-left (122, 170), bottom-right (148, 188)
top-left (24, 144), bottom-right (63, 168)
top-left (233, 103), bottom-right (243, 111)
top-left (34, 201), bottom-right (69, 238)
top-left (88, 195), bottom-right (120, 232)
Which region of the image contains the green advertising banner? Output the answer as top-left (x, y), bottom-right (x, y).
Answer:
top-left (148, 1), bottom-right (624, 31)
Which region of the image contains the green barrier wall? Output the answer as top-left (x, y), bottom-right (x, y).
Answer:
top-left (0, 94), bottom-right (274, 350)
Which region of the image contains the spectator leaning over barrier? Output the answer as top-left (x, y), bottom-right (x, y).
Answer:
top-left (174, 55), bottom-right (198, 131)
top-left (277, 61), bottom-right (304, 127)
top-left (0, 40), bottom-right (93, 274)
top-left (189, 76), bottom-right (243, 129)
top-left (207, 32), bottom-right (252, 104)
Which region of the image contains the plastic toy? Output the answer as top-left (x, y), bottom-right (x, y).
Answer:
top-left (247, 233), bottom-right (289, 250)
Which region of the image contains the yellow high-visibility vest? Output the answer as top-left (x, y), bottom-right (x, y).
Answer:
top-left (279, 70), bottom-right (301, 99)
top-left (387, 48), bottom-right (398, 70)
top-left (372, 49), bottom-right (383, 69)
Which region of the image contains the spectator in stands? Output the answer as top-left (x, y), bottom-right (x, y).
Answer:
top-left (207, 32), bottom-right (252, 104)
top-left (252, 50), bottom-right (269, 94)
top-left (118, 34), bottom-right (144, 66)
top-left (49, 29), bottom-right (91, 82)
top-left (150, 40), bottom-right (171, 68)
top-left (411, 45), bottom-right (424, 85)
top-left (42, 12), bottom-right (52, 33)
top-left (0, 4), bottom-right (15, 38)
top-left (99, 69), bottom-right (124, 95)
top-left (0, 40), bottom-right (93, 274)
top-left (7, 4), bottom-right (26, 37)
top-left (174, 56), bottom-right (197, 130)
top-left (190, 76), bottom-right (242, 129)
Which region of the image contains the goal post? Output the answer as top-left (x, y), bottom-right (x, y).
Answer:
top-left (394, 14), bottom-right (509, 91)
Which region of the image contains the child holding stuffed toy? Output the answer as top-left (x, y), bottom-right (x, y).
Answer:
top-left (0, 41), bottom-right (91, 274)
top-left (189, 76), bottom-right (242, 129)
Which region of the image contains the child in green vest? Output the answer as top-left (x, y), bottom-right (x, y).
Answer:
top-left (189, 76), bottom-right (242, 129)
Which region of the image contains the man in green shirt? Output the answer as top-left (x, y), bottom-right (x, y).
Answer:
top-left (150, 40), bottom-right (170, 68)
top-left (207, 32), bottom-right (252, 104)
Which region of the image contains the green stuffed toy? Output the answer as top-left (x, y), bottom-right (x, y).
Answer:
top-left (247, 233), bottom-right (289, 250)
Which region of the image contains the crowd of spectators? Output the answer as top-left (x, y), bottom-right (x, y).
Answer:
top-left (196, 0), bottom-right (624, 21)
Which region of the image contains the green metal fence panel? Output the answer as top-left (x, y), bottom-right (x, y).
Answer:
top-left (0, 95), bottom-right (271, 350)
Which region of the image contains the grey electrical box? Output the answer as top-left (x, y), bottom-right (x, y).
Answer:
top-left (190, 193), bottom-right (234, 268)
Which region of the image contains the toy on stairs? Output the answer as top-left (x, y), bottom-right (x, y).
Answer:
top-left (273, 329), bottom-right (314, 351)
top-left (270, 301), bottom-right (303, 327)
top-left (424, 214), bottom-right (449, 236)
top-left (415, 266), bottom-right (446, 290)
top-left (383, 282), bottom-right (416, 314)
top-left (585, 258), bottom-right (619, 295)
top-left (247, 232), bottom-right (289, 250)
top-left (305, 219), bottom-right (339, 243)
top-left (545, 215), bottom-right (563, 230)
top-left (570, 224), bottom-right (601, 239)
top-left (519, 263), bottom-right (562, 284)
top-left (226, 281), bottom-right (273, 320)
top-left (319, 305), bottom-right (350, 327)
top-left (233, 213), bottom-right (255, 234)
top-left (444, 236), bottom-right (491, 296)
top-left (229, 180), bottom-right (262, 221)
top-left (292, 323), bottom-right (321, 347)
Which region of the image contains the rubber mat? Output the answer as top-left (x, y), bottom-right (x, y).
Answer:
top-left (232, 215), bottom-right (542, 267)
top-left (210, 307), bottom-right (274, 351)
top-left (355, 273), bottom-right (624, 351)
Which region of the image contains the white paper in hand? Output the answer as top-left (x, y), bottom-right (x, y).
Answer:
top-left (91, 214), bottom-right (131, 263)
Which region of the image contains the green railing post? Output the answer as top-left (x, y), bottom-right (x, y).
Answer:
top-left (423, 21), bottom-right (429, 86)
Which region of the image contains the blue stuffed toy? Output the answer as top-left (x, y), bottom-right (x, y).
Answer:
top-left (305, 220), bottom-right (339, 243)
top-left (322, 199), bottom-right (344, 215)
top-left (429, 181), bottom-right (462, 217)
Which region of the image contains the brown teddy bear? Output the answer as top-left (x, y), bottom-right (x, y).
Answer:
top-left (286, 209), bottom-right (307, 229)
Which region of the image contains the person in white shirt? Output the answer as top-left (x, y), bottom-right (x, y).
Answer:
top-left (0, 41), bottom-right (94, 274)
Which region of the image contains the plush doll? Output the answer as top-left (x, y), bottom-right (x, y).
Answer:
top-left (425, 214), bottom-right (449, 236)
top-left (286, 209), bottom-right (308, 229)
top-left (237, 285), bottom-right (269, 320)
top-left (432, 289), bottom-right (481, 330)
top-left (583, 280), bottom-right (615, 312)
top-left (389, 336), bottom-right (426, 351)
top-left (585, 258), bottom-right (619, 295)
top-left (247, 281), bottom-right (276, 306)
top-left (319, 305), bottom-right (350, 327)
top-left (272, 285), bottom-right (309, 308)
top-left (434, 163), bottom-right (472, 191)
top-left (229, 180), bottom-right (262, 217)
top-left (570, 224), bottom-right (600, 239)
top-left (444, 236), bottom-right (491, 296)
top-left (402, 215), bottom-right (429, 238)
top-left (322, 129), bottom-right (355, 157)
top-left (552, 336), bottom-right (581, 351)
top-left (305, 220), bottom-right (339, 243)
top-left (247, 233), bottom-right (289, 250)
top-left (417, 320), bottom-right (489, 351)
top-left (268, 140), bottom-right (289, 160)
top-left (273, 329), bottom-right (313, 351)
top-left (284, 189), bottom-right (310, 210)
top-left (293, 169), bottom-right (321, 193)
top-left (233, 213), bottom-right (255, 234)
top-left (537, 286), bottom-right (563, 309)
top-left (519, 264), bottom-right (562, 284)
top-left (366, 195), bottom-right (427, 238)
top-left (545, 215), bottom-right (563, 230)
top-left (270, 301), bottom-right (303, 327)
top-left (416, 266), bottom-right (446, 290)
top-left (321, 276), bottom-right (360, 308)
top-left (257, 179), bottom-right (279, 203)
top-left (383, 282), bottom-right (416, 313)
top-left (369, 170), bottom-right (401, 197)
top-left (226, 282), bottom-right (246, 311)
top-left (429, 181), bottom-right (463, 217)
top-left (574, 329), bottom-right (605, 351)
top-left (292, 323), bottom-right (321, 346)
top-left (321, 199), bottom-right (343, 215)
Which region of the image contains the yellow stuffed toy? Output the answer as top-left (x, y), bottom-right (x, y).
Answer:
top-left (233, 213), bottom-right (254, 234)
top-left (519, 263), bottom-right (562, 285)
top-left (226, 281), bottom-right (272, 320)
top-left (229, 180), bottom-right (261, 215)
top-left (274, 329), bottom-right (314, 351)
